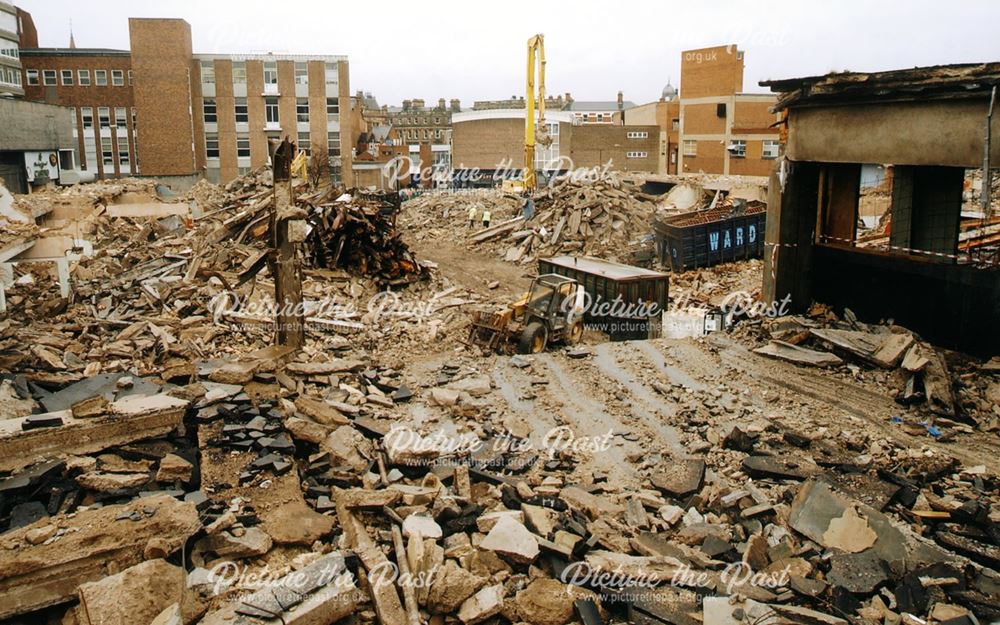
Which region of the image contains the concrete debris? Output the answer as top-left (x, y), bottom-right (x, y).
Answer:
top-left (0, 165), bottom-right (997, 625)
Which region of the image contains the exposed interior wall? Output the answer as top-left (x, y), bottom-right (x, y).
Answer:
top-left (889, 166), bottom-right (963, 257)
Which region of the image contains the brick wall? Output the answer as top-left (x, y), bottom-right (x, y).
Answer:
top-left (569, 124), bottom-right (659, 172)
top-left (680, 45), bottom-right (744, 98)
top-left (129, 18), bottom-right (196, 177)
top-left (452, 118), bottom-right (523, 170)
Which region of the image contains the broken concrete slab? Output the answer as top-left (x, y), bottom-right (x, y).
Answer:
top-left (0, 395), bottom-right (188, 473)
top-left (426, 559), bottom-right (487, 614)
top-left (458, 584), bottom-right (504, 625)
top-left (0, 494), bottom-right (200, 620)
top-left (479, 515), bottom-right (539, 564)
top-left (156, 453), bottom-right (194, 482)
top-left (809, 328), bottom-right (914, 369)
top-left (651, 458), bottom-right (705, 497)
top-left (76, 559), bottom-right (188, 625)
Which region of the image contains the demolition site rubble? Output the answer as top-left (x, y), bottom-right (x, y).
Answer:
top-left (0, 167), bottom-right (998, 625)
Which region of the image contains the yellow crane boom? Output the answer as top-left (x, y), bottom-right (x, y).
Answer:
top-left (525, 34), bottom-right (551, 192)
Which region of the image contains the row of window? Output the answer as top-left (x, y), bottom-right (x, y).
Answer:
top-left (399, 128), bottom-right (443, 141)
top-left (681, 139), bottom-right (780, 159)
top-left (200, 60), bottom-right (338, 86)
top-left (26, 68), bottom-right (131, 87)
top-left (0, 66), bottom-right (20, 87)
top-left (626, 131), bottom-right (648, 139)
top-left (626, 151), bottom-right (648, 158)
top-left (0, 46), bottom-right (17, 60)
top-left (203, 97), bottom-right (339, 125)
top-left (393, 116), bottom-right (444, 126)
top-left (205, 130), bottom-right (339, 159)
top-left (79, 106), bottom-right (133, 130)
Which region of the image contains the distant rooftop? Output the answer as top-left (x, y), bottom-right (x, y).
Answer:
top-left (565, 100), bottom-right (636, 112)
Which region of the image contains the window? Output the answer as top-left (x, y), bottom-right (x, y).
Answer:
top-left (131, 107), bottom-right (137, 133)
top-left (77, 69), bottom-right (90, 86)
top-left (203, 98), bottom-right (217, 123)
top-left (95, 69), bottom-right (107, 86)
top-left (115, 107), bottom-right (127, 128)
top-left (205, 132), bottom-right (219, 158)
top-left (60, 69), bottom-right (73, 85)
top-left (81, 107), bottom-right (93, 129)
top-left (232, 62), bottom-right (246, 84)
top-left (297, 131), bottom-right (310, 155)
top-left (117, 135), bottom-right (130, 168)
top-left (682, 140), bottom-right (697, 157)
top-left (101, 136), bottom-right (114, 169)
top-left (42, 69), bottom-right (56, 86)
top-left (762, 140), bottom-right (780, 159)
top-left (234, 98), bottom-right (248, 123)
top-left (127, 70), bottom-right (133, 86)
top-left (200, 61), bottom-right (214, 84)
top-left (265, 97), bottom-right (279, 124)
top-left (26, 69), bottom-right (38, 85)
top-left (729, 140), bottom-right (746, 158)
top-left (296, 98), bottom-right (309, 123)
top-left (236, 132), bottom-right (250, 157)
top-left (327, 131), bottom-right (340, 158)
top-left (111, 70), bottom-right (124, 86)
top-left (324, 62), bottom-right (337, 84)
top-left (671, 119), bottom-right (679, 131)
top-left (294, 62), bottom-right (308, 84)
top-left (326, 97), bottom-right (338, 123)
top-left (626, 151), bottom-right (648, 158)
top-left (83, 135), bottom-right (97, 171)
top-left (626, 131), bottom-right (648, 139)
top-left (263, 62), bottom-right (277, 85)
top-left (98, 107), bottom-right (110, 128)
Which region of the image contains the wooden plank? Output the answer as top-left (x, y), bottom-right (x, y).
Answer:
top-left (754, 341), bottom-right (843, 368)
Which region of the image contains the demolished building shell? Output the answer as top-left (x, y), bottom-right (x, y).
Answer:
top-left (760, 63), bottom-right (1000, 356)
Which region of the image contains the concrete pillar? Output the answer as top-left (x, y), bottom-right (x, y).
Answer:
top-left (56, 258), bottom-right (71, 298)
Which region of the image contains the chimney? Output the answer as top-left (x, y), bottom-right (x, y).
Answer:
top-left (617, 91), bottom-right (623, 109)
top-left (413, 98), bottom-right (425, 109)
top-left (450, 98), bottom-right (461, 112)
top-left (438, 98), bottom-right (446, 109)
top-left (565, 92), bottom-right (573, 104)
top-left (403, 99), bottom-right (411, 111)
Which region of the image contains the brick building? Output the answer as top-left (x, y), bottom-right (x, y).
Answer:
top-left (385, 98), bottom-right (458, 146)
top-left (20, 48), bottom-right (136, 178)
top-left (451, 109), bottom-right (658, 185)
top-left (677, 45), bottom-right (780, 176)
top-left (624, 84), bottom-right (680, 174)
top-left (18, 16), bottom-right (353, 187)
top-left (0, 1), bottom-right (23, 96)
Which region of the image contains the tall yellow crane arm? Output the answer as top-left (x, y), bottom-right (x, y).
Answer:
top-left (525, 33), bottom-right (548, 192)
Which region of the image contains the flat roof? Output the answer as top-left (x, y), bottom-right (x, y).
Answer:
top-left (194, 53), bottom-right (346, 62)
top-left (21, 47), bottom-right (131, 57)
top-left (761, 62), bottom-right (1000, 111)
top-left (540, 255), bottom-right (668, 281)
top-left (452, 109), bottom-right (575, 124)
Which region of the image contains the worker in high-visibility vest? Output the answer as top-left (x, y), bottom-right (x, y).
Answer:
top-left (468, 206), bottom-right (477, 228)
top-left (482, 209), bottom-right (492, 228)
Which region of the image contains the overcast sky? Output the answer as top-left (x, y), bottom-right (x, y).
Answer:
top-left (16, 0), bottom-right (1000, 106)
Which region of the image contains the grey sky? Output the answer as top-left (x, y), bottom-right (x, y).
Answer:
top-left (16, 0), bottom-right (1000, 106)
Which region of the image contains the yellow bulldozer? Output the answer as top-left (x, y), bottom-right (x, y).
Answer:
top-left (468, 274), bottom-right (586, 354)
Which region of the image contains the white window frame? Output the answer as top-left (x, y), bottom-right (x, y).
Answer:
top-left (626, 151), bottom-right (648, 159)
top-left (326, 97), bottom-right (338, 123)
top-left (200, 61), bottom-right (214, 84)
top-left (26, 69), bottom-right (38, 85)
top-left (205, 132), bottom-right (220, 158)
top-left (236, 132), bottom-right (251, 157)
top-left (682, 140), bottom-right (697, 157)
top-left (762, 140), bottom-right (780, 159)
top-left (265, 97), bottom-right (279, 124)
top-left (98, 107), bottom-right (110, 128)
top-left (42, 69), bottom-right (56, 86)
top-left (94, 69), bottom-right (107, 86)
top-left (263, 62), bottom-right (278, 85)
top-left (297, 131), bottom-right (310, 155)
top-left (60, 69), bottom-right (73, 86)
top-left (294, 62), bottom-right (308, 85)
top-left (626, 131), bottom-right (648, 139)
top-left (77, 69), bottom-right (90, 86)
top-left (203, 98), bottom-right (217, 123)
top-left (111, 69), bottom-right (124, 86)
top-left (231, 62), bottom-right (246, 84)
top-left (114, 107), bottom-right (127, 128)
top-left (296, 98), bottom-right (309, 123)
top-left (81, 106), bottom-right (94, 129)
top-left (234, 97), bottom-right (249, 123)
top-left (729, 139), bottom-right (746, 158)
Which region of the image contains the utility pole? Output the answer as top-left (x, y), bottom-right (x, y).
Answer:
top-left (269, 137), bottom-right (306, 349)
